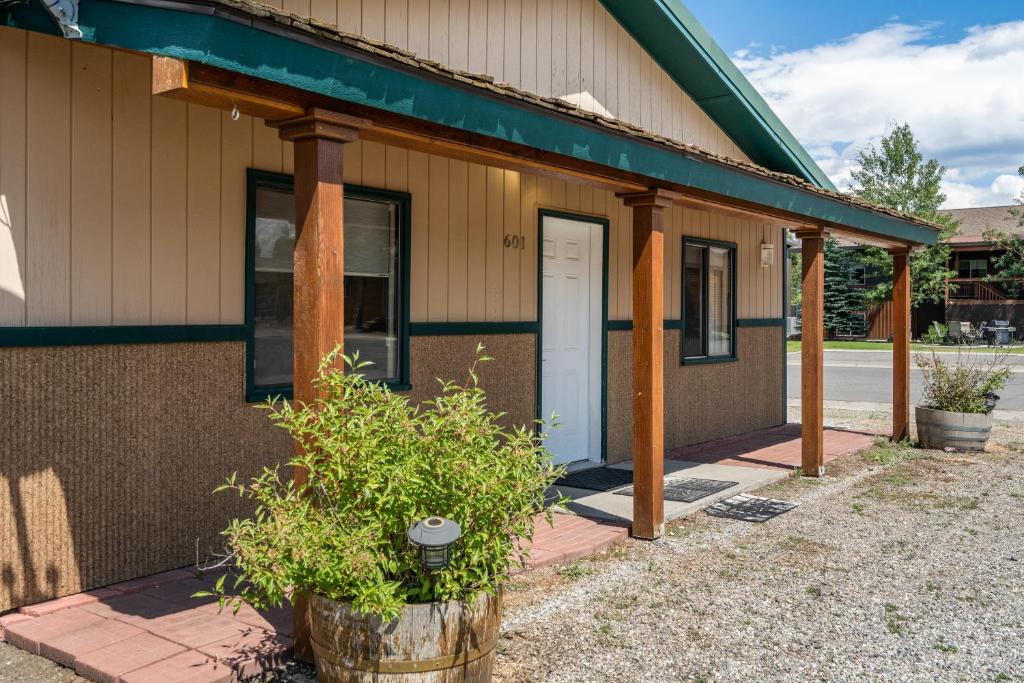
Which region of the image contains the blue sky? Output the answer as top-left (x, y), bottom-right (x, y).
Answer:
top-left (684, 1), bottom-right (1024, 207)
top-left (686, 1), bottom-right (1024, 54)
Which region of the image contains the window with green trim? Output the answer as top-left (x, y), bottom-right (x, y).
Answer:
top-left (682, 239), bottom-right (736, 362)
top-left (245, 170), bottom-right (410, 400)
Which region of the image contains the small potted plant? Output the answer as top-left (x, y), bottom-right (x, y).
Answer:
top-left (205, 347), bottom-right (563, 682)
top-left (914, 348), bottom-right (1012, 451)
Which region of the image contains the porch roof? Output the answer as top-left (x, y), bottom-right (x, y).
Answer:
top-left (5, 0), bottom-right (941, 247)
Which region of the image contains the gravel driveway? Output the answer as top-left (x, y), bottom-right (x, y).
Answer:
top-left (495, 415), bottom-right (1024, 683)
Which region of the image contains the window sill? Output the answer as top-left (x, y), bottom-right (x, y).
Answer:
top-left (681, 355), bottom-right (738, 366)
top-left (246, 381), bottom-right (411, 403)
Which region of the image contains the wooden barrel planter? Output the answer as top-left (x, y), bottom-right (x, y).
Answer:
top-left (915, 406), bottom-right (993, 451)
top-left (309, 590), bottom-right (502, 683)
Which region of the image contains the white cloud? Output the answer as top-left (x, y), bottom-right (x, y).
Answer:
top-left (733, 21), bottom-right (1024, 209)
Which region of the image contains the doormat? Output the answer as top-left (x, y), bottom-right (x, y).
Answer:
top-left (705, 494), bottom-right (799, 523)
top-left (614, 477), bottom-right (738, 503)
top-left (555, 467), bottom-right (633, 492)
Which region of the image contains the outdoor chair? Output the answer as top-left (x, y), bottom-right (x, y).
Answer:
top-left (947, 321), bottom-right (963, 343)
top-left (962, 322), bottom-right (981, 345)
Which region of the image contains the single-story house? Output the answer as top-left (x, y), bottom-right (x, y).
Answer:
top-left (0, 0), bottom-right (939, 645)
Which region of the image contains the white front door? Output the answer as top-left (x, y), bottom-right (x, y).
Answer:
top-left (541, 215), bottom-right (603, 465)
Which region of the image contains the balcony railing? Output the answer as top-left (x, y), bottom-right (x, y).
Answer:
top-left (947, 278), bottom-right (1024, 301)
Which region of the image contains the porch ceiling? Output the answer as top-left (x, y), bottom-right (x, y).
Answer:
top-left (3, 0), bottom-right (940, 247)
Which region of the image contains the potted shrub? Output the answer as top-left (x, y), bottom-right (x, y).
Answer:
top-left (205, 347), bottom-right (564, 682)
top-left (914, 348), bottom-right (1012, 451)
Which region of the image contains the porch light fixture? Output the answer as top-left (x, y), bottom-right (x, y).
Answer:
top-left (760, 242), bottom-right (775, 267)
top-left (407, 516), bottom-right (462, 571)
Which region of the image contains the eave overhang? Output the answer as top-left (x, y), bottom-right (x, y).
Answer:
top-left (599, 0), bottom-right (835, 190)
top-left (2, 0), bottom-right (938, 246)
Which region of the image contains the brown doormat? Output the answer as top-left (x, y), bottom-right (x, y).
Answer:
top-left (615, 477), bottom-right (738, 503)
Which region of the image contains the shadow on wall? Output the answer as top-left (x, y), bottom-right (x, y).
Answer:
top-left (0, 341), bottom-right (291, 612)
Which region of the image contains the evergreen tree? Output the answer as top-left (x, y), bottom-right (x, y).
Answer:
top-left (982, 164), bottom-right (1024, 295)
top-left (849, 123), bottom-right (959, 306)
top-left (823, 238), bottom-right (866, 337)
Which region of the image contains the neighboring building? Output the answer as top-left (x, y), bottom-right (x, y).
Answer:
top-left (0, 0), bottom-right (937, 613)
top-left (793, 206), bottom-right (1023, 339)
top-left (942, 205), bottom-right (1023, 330)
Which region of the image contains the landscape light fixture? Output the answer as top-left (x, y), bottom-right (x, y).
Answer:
top-left (407, 516), bottom-right (462, 571)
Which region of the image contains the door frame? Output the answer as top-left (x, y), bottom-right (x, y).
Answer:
top-left (536, 208), bottom-right (610, 464)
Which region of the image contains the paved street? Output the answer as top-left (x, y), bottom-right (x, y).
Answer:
top-left (787, 350), bottom-right (1024, 411)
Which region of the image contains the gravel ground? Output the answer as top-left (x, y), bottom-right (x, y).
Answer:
top-left (494, 411), bottom-right (1024, 683)
top-left (3, 409), bottom-right (1022, 683)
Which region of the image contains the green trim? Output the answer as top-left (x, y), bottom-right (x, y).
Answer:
top-left (681, 237), bottom-right (738, 364)
top-left (1, 0), bottom-right (936, 246)
top-left (537, 209), bottom-right (610, 464)
top-left (680, 355), bottom-right (739, 366)
top-left (409, 321), bottom-right (539, 336)
top-left (599, 0), bottom-right (834, 190)
top-left (0, 324), bottom-right (246, 348)
top-left (736, 318), bottom-right (785, 327)
top-left (607, 318), bottom-right (775, 331)
top-left (244, 169), bottom-right (412, 403)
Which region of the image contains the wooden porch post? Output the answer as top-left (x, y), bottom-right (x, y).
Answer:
top-left (620, 189), bottom-right (678, 540)
top-left (270, 108), bottom-right (369, 661)
top-left (891, 247), bottom-right (912, 441)
top-left (795, 229), bottom-right (827, 476)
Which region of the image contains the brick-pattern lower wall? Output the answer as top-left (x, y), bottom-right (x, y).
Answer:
top-left (0, 342), bottom-right (290, 613)
top-left (406, 334), bottom-right (536, 430)
top-left (0, 334), bottom-right (537, 612)
top-left (1, 328), bottom-right (782, 610)
top-left (606, 327), bottom-right (785, 464)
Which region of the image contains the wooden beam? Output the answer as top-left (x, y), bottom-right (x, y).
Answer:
top-left (619, 189), bottom-right (680, 539)
top-left (268, 107), bottom-right (369, 662)
top-left (149, 58), bottom-right (923, 246)
top-left (795, 228), bottom-right (827, 476)
top-left (891, 247), bottom-right (911, 442)
top-left (152, 55), bottom-right (304, 121)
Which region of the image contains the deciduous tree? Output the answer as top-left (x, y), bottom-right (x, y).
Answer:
top-left (850, 123), bottom-right (959, 306)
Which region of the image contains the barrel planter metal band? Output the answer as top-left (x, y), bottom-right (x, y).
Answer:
top-left (915, 406), bottom-right (993, 451)
top-left (310, 633), bottom-right (498, 673)
top-left (309, 590), bottom-right (502, 682)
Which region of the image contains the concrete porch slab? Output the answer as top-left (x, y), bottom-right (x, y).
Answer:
top-left (551, 460), bottom-right (790, 525)
top-left (550, 425), bottom-right (877, 525)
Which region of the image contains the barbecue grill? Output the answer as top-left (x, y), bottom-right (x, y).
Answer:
top-left (983, 320), bottom-right (1016, 346)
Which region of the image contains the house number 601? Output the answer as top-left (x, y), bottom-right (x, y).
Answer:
top-left (504, 234), bottom-right (526, 249)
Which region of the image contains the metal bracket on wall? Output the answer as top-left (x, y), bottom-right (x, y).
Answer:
top-left (39, 0), bottom-right (81, 38)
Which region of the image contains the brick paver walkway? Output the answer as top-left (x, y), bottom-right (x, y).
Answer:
top-left (1, 423), bottom-right (868, 681)
top-left (0, 514), bottom-right (625, 682)
top-left (668, 424), bottom-right (876, 471)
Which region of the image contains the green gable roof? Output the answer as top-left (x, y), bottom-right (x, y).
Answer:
top-left (600, 0), bottom-right (836, 190)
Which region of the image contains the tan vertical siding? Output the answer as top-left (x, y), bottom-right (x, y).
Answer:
top-left (150, 96), bottom-right (188, 323)
top-left (26, 33), bottom-right (71, 325)
top-left (70, 42), bottom-right (112, 325)
top-left (0, 27), bottom-right (27, 326)
top-left (111, 52), bottom-right (153, 325)
top-left (269, 0), bottom-right (749, 160)
top-left (0, 28), bottom-right (783, 330)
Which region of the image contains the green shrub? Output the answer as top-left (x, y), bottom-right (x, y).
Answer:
top-left (207, 346), bottom-right (564, 619)
top-left (920, 322), bottom-right (946, 345)
top-left (916, 349), bottom-right (1012, 414)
